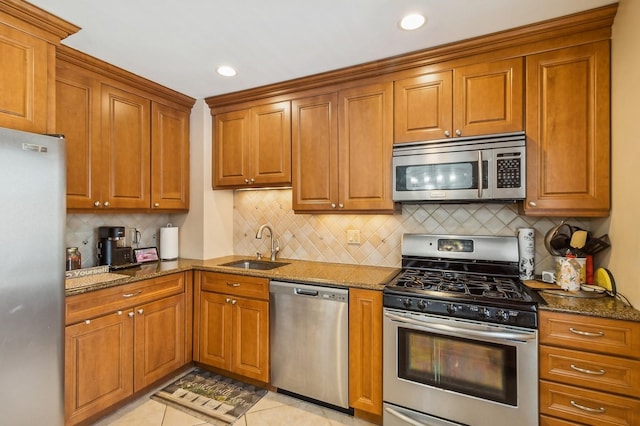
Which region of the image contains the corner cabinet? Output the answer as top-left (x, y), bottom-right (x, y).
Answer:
top-left (524, 41), bottom-right (610, 217)
top-left (212, 101), bottom-right (291, 188)
top-left (292, 81), bottom-right (395, 213)
top-left (539, 311), bottom-right (640, 425)
top-left (349, 289), bottom-right (383, 419)
top-left (394, 58), bottom-right (523, 143)
top-left (196, 272), bottom-right (270, 383)
top-left (0, 1), bottom-right (78, 133)
top-left (64, 272), bottom-right (190, 425)
top-left (56, 45), bottom-right (194, 212)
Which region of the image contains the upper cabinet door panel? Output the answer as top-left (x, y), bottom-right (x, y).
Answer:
top-left (102, 84), bottom-right (151, 209)
top-left (394, 71), bottom-right (453, 143)
top-left (151, 102), bottom-right (190, 210)
top-left (292, 93), bottom-right (339, 211)
top-left (251, 101), bottom-right (291, 185)
top-left (213, 109), bottom-right (251, 187)
top-left (453, 58), bottom-right (524, 137)
top-left (0, 23), bottom-right (49, 132)
top-left (524, 41), bottom-right (610, 217)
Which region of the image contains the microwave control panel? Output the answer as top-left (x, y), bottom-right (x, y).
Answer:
top-left (496, 153), bottom-right (522, 188)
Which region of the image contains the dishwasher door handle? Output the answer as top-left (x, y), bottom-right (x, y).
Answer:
top-left (295, 288), bottom-right (319, 296)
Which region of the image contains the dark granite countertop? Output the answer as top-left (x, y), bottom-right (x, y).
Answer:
top-left (65, 256), bottom-right (640, 323)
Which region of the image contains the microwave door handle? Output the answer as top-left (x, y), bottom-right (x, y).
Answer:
top-left (477, 150), bottom-right (483, 198)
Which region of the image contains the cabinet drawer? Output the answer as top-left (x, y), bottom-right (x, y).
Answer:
top-left (540, 380), bottom-right (640, 426)
top-left (65, 273), bottom-right (185, 325)
top-left (540, 345), bottom-right (640, 398)
top-left (201, 272), bottom-right (268, 300)
top-left (540, 415), bottom-right (582, 426)
top-left (539, 311), bottom-right (640, 358)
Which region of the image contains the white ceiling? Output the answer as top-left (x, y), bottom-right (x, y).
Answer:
top-left (29, 0), bottom-right (616, 99)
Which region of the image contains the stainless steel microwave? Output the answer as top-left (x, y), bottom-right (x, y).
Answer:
top-left (392, 131), bottom-right (526, 203)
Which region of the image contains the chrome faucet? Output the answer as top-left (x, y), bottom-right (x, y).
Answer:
top-left (256, 224), bottom-right (280, 261)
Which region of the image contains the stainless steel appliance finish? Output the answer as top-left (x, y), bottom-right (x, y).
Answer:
top-left (392, 131), bottom-right (526, 202)
top-left (383, 233), bottom-right (540, 426)
top-left (270, 281), bottom-right (349, 408)
top-left (0, 127), bottom-right (65, 425)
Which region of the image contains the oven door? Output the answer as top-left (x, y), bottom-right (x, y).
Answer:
top-left (383, 308), bottom-right (538, 426)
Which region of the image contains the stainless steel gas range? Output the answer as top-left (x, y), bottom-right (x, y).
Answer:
top-left (383, 234), bottom-right (543, 426)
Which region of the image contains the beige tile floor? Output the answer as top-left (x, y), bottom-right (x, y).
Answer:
top-left (94, 390), bottom-right (376, 426)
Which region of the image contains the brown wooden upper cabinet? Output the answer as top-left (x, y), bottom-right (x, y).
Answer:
top-left (0, 2), bottom-right (78, 133)
top-left (523, 41), bottom-right (610, 217)
top-left (394, 58), bottom-right (524, 143)
top-left (292, 81), bottom-right (395, 213)
top-left (213, 101), bottom-right (291, 188)
top-left (56, 46), bottom-right (194, 212)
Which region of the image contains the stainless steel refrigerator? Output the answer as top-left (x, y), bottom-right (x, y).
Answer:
top-left (0, 126), bottom-right (65, 425)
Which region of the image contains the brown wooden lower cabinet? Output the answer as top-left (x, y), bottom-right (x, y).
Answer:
top-left (64, 273), bottom-right (188, 425)
top-left (349, 288), bottom-right (383, 418)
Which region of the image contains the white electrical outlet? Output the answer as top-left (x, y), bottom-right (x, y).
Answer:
top-left (347, 229), bottom-right (361, 245)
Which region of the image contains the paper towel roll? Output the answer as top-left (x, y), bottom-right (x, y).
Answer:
top-left (518, 228), bottom-right (535, 280)
top-left (160, 224), bottom-right (179, 260)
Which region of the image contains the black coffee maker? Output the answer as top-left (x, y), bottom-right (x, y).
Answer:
top-left (97, 226), bottom-right (135, 268)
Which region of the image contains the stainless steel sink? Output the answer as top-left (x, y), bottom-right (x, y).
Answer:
top-left (220, 259), bottom-right (289, 270)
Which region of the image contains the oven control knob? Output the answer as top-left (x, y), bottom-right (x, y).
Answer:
top-left (496, 310), bottom-right (511, 321)
top-left (402, 298), bottom-right (412, 308)
top-left (479, 307), bottom-right (491, 318)
top-left (446, 304), bottom-right (458, 314)
top-left (417, 300), bottom-right (426, 310)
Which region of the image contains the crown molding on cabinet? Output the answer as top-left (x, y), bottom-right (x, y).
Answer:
top-left (0, 0), bottom-right (79, 42)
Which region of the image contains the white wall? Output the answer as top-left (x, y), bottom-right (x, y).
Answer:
top-left (172, 99), bottom-right (234, 259)
top-left (606, 0), bottom-right (640, 307)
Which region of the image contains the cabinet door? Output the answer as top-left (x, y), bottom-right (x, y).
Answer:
top-left (65, 311), bottom-right (134, 425)
top-left (292, 93), bottom-right (339, 211)
top-left (251, 101), bottom-right (291, 185)
top-left (339, 81), bottom-right (395, 211)
top-left (453, 58), bottom-right (523, 137)
top-left (349, 289), bottom-right (383, 415)
top-left (199, 291), bottom-right (232, 370)
top-left (134, 294), bottom-right (185, 391)
top-left (0, 21), bottom-right (50, 133)
top-left (524, 41), bottom-right (610, 217)
top-left (232, 297), bottom-right (269, 382)
top-left (151, 102), bottom-right (190, 210)
top-left (56, 66), bottom-right (102, 209)
top-left (394, 71), bottom-right (453, 143)
top-left (213, 109), bottom-right (251, 187)
top-left (101, 84), bottom-right (151, 209)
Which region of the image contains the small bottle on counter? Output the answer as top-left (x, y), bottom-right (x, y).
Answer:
top-left (66, 247), bottom-right (82, 271)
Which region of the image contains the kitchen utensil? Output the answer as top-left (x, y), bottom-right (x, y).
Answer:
top-left (595, 267), bottom-right (617, 295)
top-left (544, 222), bottom-right (573, 255)
top-left (582, 234), bottom-right (611, 255)
top-left (569, 230), bottom-right (588, 255)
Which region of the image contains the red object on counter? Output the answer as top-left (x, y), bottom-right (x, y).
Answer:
top-left (586, 255), bottom-right (594, 284)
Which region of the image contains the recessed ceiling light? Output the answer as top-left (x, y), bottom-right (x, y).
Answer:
top-left (216, 65), bottom-right (237, 77)
top-left (400, 13), bottom-right (426, 31)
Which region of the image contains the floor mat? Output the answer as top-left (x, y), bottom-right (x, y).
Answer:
top-left (151, 368), bottom-right (267, 425)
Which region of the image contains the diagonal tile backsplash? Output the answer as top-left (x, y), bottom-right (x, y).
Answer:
top-left (233, 189), bottom-right (592, 273)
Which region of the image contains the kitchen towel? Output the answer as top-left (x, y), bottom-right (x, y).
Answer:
top-left (160, 224), bottom-right (179, 260)
top-left (518, 228), bottom-right (535, 280)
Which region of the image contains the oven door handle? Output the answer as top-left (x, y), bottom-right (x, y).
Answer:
top-left (477, 149), bottom-right (483, 198)
top-left (384, 311), bottom-right (536, 341)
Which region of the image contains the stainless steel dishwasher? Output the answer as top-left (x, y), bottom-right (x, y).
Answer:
top-left (270, 280), bottom-right (349, 408)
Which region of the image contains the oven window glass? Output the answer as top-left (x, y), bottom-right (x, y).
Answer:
top-left (397, 327), bottom-right (517, 405)
top-left (396, 161), bottom-right (488, 191)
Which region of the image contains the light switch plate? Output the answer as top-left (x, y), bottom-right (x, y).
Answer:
top-left (347, 229), bottom-right (361, 245)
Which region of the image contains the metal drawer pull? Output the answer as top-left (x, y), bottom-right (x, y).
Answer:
top-left (570, 400), bottom-right (606, 413)
top-left (569, 327), bottom-right (604, 337)
top-left (123, 290), bottom-right (143, 298)
top-left (570, 364), bottom-right (606, 375)
top-left (226, 282), bottom-right (241, 287)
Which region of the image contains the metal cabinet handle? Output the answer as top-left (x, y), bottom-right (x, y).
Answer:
top-left (231, 299), bottom-right (237, 305)
top-left (528, 201), bottom-right (536, 207)
top-left (103, 201), bottom-right (110, 207)
top-left (123, 290), bottom-right (143, 298)
top-left (85, 319), bottom-right (91, 325)
top-left (137, 309), bottom-right (144, 315)
top-left (569, 327), bottom-right (605, 337)
top-left (128, 312), bottom-right (135, 318)
top-left (154, 202), bottom-right (160, 207)
top-left (455, 129), bottom-right (462, 136)
top-left (227, 282), bottom-right (240, 287)
top-left (94, 201), bottom-right (101, 207)
top-left (117, 310), bottom-right (122, 315)
top-left (331, 203), bottom-right (336, 208)
top-left (244, 178), bottom-right (250, 184)
top-left (570, 364), bottom-right (606, 375)
top-left (250, 178), bottom-right (255, 183)
top-left (444, 130), bottom-right (451, 137)
top-left (225, 297), bottom-right (232, 303)
top-left (338, 203), bottom-right (344, 208)
top-left (570, 400), bottom-right (606, 413)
